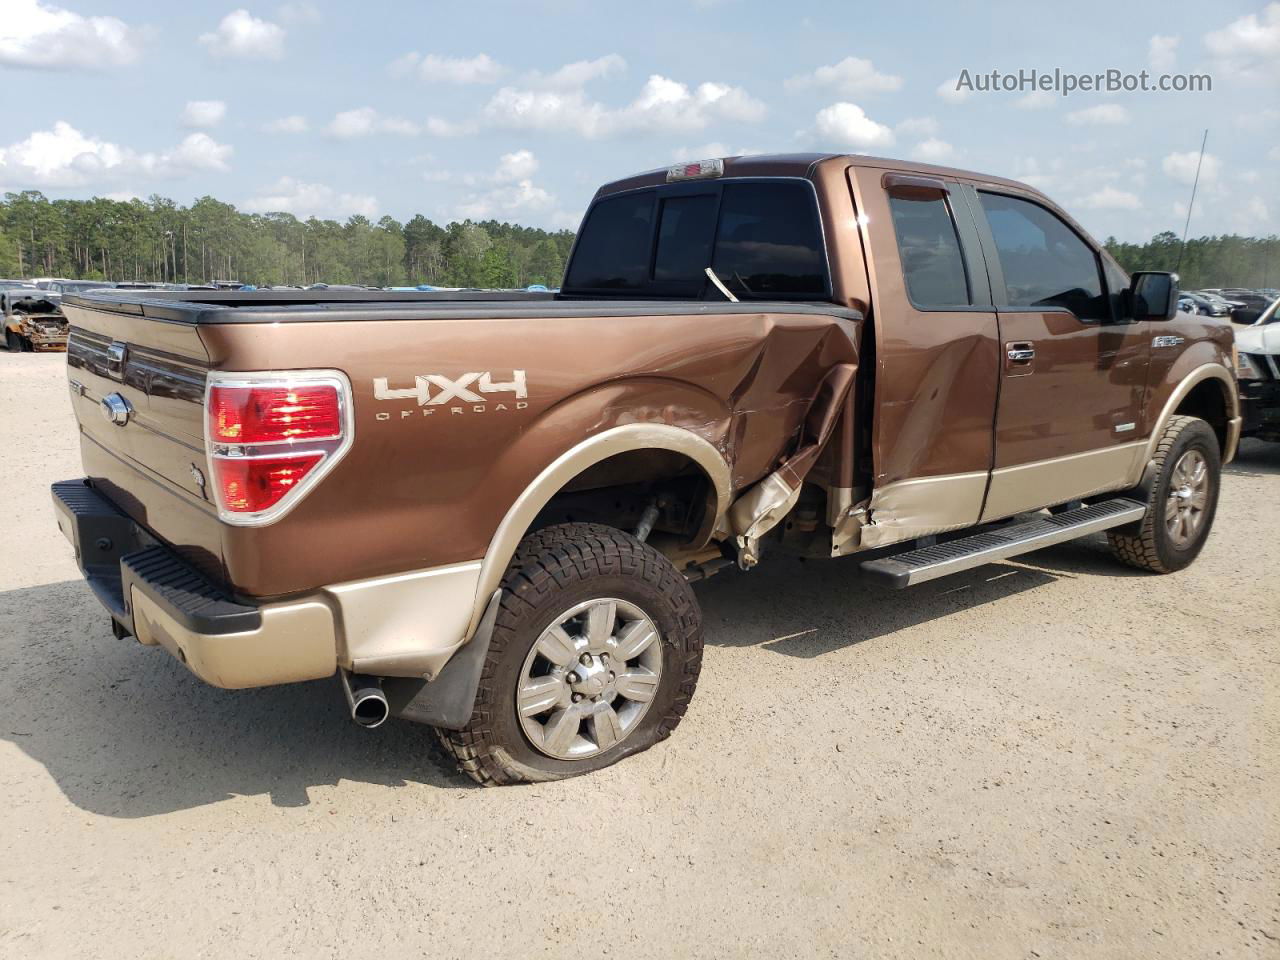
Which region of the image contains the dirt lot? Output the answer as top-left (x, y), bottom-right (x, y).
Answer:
top-left (1, 350), bottom-right (1276, 959)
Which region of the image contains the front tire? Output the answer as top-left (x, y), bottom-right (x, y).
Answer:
top-left (1107, 415), bottom-right (1221, 573)
top-left (436, 523), bottom-right (703, 785)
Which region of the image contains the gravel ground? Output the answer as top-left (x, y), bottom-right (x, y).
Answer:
top-left (1, 350), bottom-right (1276, 959)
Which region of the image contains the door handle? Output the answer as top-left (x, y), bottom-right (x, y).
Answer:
top-left (1006, 344), bottom-right (1035, 363)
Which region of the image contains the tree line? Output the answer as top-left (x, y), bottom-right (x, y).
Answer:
top-left (0, 191), bottom-right (575, 289)
top-left (1, 190), bottom-right (1275, 292)
top-left (1104, 232), bottom-right (1280, 291)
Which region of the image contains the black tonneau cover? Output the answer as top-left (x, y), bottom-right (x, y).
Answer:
top-left (64, 290), bottom-right (861, 325)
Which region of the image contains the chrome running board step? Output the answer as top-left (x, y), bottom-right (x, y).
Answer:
top-left (860, 498), bottom-right (1147, 589)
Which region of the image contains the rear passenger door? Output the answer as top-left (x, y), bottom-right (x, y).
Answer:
top-left (964, 187), bottom-right (1150, 521)
top-left (851, 168), bottom-right (1001, 547)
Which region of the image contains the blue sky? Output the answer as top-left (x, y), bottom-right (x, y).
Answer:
top-left (1, 0), bottom-right (1277, 241)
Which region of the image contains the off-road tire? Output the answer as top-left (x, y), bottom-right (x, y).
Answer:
top-left (435, 523), bottom-right (703, 786)
top-left (1107, 415), bottom-right (1221, 573)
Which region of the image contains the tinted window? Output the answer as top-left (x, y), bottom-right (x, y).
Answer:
top-left (888, 193), bottom-right (970, 308)
top-left (653, 195), bottom-right (717, 283)
top-left (563, 192), bottom-right (655, 290)
top-left (711, 182), bottom-right (826, 296)
top-left (979, 192), bottom-right (1106, 320)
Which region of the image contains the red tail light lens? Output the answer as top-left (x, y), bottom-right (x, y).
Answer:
top-left (209, 385), bottom-right (342, 444)
top-left (205, 372), bottom-right (352, 525)
top-left (216, 454), bottom-right (324, 513)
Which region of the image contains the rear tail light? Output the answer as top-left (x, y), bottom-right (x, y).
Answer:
top-left (205, 371), bottom-right (353, 525)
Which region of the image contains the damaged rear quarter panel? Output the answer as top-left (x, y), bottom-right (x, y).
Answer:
top-left (198, 308), bottom-right (859, 596)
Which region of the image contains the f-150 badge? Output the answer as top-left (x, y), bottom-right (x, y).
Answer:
top-left (373, 371), bottom-right (528, 418)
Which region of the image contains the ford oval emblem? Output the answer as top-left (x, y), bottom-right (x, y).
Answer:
top-left (100, 392), bottom-right (132, 426)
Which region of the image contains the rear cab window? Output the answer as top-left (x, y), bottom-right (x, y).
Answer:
top-left (563, 179), bottom-right (829, 300)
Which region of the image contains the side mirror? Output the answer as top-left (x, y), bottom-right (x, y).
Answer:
top-left (1128, 271), bottom-right (1180, 321)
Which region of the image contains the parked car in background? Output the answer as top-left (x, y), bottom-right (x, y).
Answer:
top-left (1237, 297), bottom-right (1280, 442)
top-left (1179, 292), bottom-right (1231, 317)
top-left (2, 289), bottom-right (68, 351)
top-left (47, 280), bottom-right (116, 296)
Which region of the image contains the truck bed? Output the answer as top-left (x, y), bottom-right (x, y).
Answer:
top-left (65, 289), bottom-right (861, 325)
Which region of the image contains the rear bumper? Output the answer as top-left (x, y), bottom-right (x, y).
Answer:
top-left (52, 479), bottom-right (337, 689)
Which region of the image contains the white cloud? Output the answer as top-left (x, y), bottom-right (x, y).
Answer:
top-left (895, 117), bottom-right (938, 137)
top-left (424, 116), bottom-right (469, 137)
top-left (0, 122), bottom-right (231, 188)
top-left (276, 1), bottom-right (320, 24)
top-left (1014, 90), bottom-right (1055, 110)
top-left (1078, 186), bottom-right (1141, 210)
top-left (1148, 34), bottom-right (1179, 71)
top-left (1162, 150), bottom-right (1221, 185)
top-left (1204, 4), bottom-right (1280, 81)
top-left (785, 56), bottom-right (903, 95)
top-left (528, 54), bottom-right (626, 89)
top-left (454, 179), bottom-right (555, 221)
top-left (199, 9), bottom-right (285, 60)
top-left (494, 149), bottom-right (537, 182)
top-left (264, 114), bottom-right (308, 133)
top-left (483, 74), bottom-right (765, 138)
top-left (812, 102), bottom-right (894, 150)
top-left (0, 0), bottom-right (144, 69)
top-left (910, 138), bottom-right (955, 162)
top-left (182, 100), bottom-right (227, 128)
top-left (243, 176), bottom-right (377, 218)
top-left (1066, 104), bottom-right (1130, 126)
top-left (393, 52), bottom-right (505, 84)
top-left (936, 75), bottom-right (971, 103)
top-left (325, 107), bottom-right (420, 138)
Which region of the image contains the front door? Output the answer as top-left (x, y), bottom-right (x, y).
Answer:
top-left (963, 187), bottom-right (1151, 521)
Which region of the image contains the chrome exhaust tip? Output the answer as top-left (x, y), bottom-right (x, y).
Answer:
top-left (339, 670), bottom-right (389, 729)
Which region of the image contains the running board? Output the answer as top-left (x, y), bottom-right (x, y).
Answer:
top-left (859, 498), bottom-right (1147, 589)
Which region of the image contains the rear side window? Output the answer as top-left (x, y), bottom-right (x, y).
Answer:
top-left (711, 182), bottom-right (827, 296)
top-left (979, 192), bottom-right (1106, 321)
top-left (888, 193), bottom-right (970, 308)
top-left (563, 192), bottom-right (655, 290)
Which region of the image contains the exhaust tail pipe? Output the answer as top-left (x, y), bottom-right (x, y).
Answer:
top-left (339, 671), bottom-right (389, 729)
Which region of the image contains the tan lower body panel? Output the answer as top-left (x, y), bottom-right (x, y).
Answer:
top-left (130, 588), bottom-right (337, 689)
top-left (980, 442), bottom-right (1146, 523)
top-left (857, 471), bottom-right (988, 550)
top-left (324, 560), bottom-right (483, 680)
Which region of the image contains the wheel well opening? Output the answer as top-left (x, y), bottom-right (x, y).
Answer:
top-left (529, 449), bottom-right (716, 547)
top-left (1174, 380), bottom-right (1229, 452)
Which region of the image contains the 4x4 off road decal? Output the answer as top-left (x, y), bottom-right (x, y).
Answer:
top-left (372, 371), bottom-right (529, 419)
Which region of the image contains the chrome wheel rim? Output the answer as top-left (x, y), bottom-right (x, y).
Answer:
top-left (517, 598), bottom-right (663, 761)
top-left (1165, 449), bottom-right (1211, 549)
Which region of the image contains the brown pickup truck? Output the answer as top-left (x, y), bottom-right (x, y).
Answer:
top-left (53, 153), bottom-right (1241, 785)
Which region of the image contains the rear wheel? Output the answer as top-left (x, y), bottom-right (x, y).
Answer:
top-left (436, 523), bottom-right (703, 785)
top-left (1107, 415), bottom-right (1221, 573)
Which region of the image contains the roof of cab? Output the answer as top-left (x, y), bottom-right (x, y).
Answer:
top-left (593, 152), bottom-right (1040, 200)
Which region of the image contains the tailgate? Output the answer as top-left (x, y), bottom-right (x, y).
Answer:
top-left (63, 301), bottom-right (224, 581)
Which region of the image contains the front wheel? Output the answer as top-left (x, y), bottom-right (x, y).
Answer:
top-left (1107, 415), bottom-right (1221, 573)
top-left (436, 523), bottom-right (704, 785)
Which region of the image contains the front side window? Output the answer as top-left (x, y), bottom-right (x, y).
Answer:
top-left (979, 192), bottom-right (1106, 321)
top-left (888, 192), bottom-right (970, 308)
